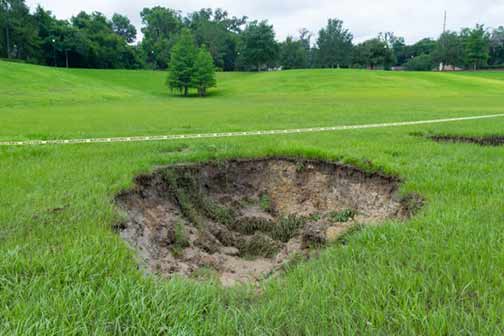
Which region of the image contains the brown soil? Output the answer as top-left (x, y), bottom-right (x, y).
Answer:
top-left (115, 158), bottom-right (421, 287)
top-left (430, 135), bottom-right (504, 146)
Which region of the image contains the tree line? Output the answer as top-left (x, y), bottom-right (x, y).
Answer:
top-left (2, 0), bottom-right (504, 71)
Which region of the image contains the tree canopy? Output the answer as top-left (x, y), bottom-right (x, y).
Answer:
top-left (4, 0), bottom-right (504, 72)
top-left (167, 28), bottom-right (197, 96)
top-left (315, 19), bottom-right (353, 68)
top-left (238, 20), bottom-right (278, 71)
top-left (191, 46), bottom-right (217, 96)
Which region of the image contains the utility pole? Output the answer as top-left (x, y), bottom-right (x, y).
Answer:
top-left (443, 10), bottom-right (447, 34)
top-left (439, 10), bottom-right (447, 71)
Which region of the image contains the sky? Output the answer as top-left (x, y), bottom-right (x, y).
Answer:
top-left (25, 0), bottom-right (504, 44)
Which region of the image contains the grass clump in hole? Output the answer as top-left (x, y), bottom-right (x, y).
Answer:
top-left (271, 215), bottom-right (306, 242)
top-left (259, 193), bottom-right (273, 213)
top-left (171, 221), bottom-right (190, 257)
top-left (231, 217), bottom-right (273, 235)
top-left (162, 170), bottom-right (204, 228)
top-left (328, 209), bottom-right (356, 223)
top-left (239, 233), bottom-right (282, 258)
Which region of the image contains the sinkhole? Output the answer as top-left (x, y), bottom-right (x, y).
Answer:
top-left (115, 158), bottom-right (421, 286)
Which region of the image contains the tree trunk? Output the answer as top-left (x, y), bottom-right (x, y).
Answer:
top-left (5, 24), bottom-right (10, 58)
top-left (183, 86), bottom-right (188, 97)
top-left (65, 50), bottom-right (69, 68)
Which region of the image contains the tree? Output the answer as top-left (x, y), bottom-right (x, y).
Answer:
top-left (184, 8), bottom-right (246, 71)
top-left (316, 19), bottom-right (353, 68)
top-left (298, 28), bottom-right (313, 67)
top-left (239, 20), bottom-right (278, 71)
top-left (381, 32), bottom-right (407, 65)
top-left (353, 38), bottom-right (394, 69)
top-left (0, 0), bottom-right (39, 60)
top-left (140, 7), bottom-right (182, 69)
top-left (404, 38), bottom-right (436, 60)
top-left (404, 54), bottom-right (434, 71)
top-left (489, 27), bottom-right (504, 66)
top-left (111, 13), bottom-right (136, 43)
top-left (461, 25), bottom-right (490, 70)
top-left (167, 28), bottom-right (197, 96)
top-left (279, 36), bottom-right (308, 69)
top-left (69, 11), bottom-right (141, 69)
top-left (191, 46), bottom-right (216, 96)
top-left (433, 31), bottom-right (464, 70)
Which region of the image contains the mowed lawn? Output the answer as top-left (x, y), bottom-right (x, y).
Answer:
top-left (1, 61), bottom-right (504, 334)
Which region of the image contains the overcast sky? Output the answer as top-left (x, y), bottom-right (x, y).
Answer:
top-left (25, 0), bottom-right (504, 44)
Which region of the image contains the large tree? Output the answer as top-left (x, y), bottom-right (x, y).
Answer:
top-left (380, 32), bottom-right (406, 66)
top-left (433, 31), bottom-right (464, 70)
top-left (353, 37), bottom-right (394, 70)
top-left (315, 19), bottom-right (353, 68)
top-left (405, 38), bottom-right (436, 60)
top-left (239, 20), bottom-right (278, 71)
top-left (279, 36), bottom-right (308, 70)
top-left (0, 0), bottom-right (39, 60)
top-left (70, 11), bottom-right (140, 69)
top-left (140, 6), bottom-right (182, 69)
top-left (404, 54), bottom-right (434, 71)
top-left (461, 25), bottom-right (490, 70)
top-left (167, 28), bottom-right (197, 96)
top-left (489, 26), bottom-right (504, 66)
top-left (111, 13), bottom-right (136, 43)
top-left (185, 8), bottom-right (246, 71)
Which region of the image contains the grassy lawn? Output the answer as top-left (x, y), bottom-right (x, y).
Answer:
top-left (1, 61), bottom-right (504, 334)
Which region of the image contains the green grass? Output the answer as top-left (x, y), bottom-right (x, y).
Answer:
top-left (2, 61), bottom-right (504, 334)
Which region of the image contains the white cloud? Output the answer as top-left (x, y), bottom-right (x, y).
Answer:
top-left (25, 0), bottom-right (504, 44)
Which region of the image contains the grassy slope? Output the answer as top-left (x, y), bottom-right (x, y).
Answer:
top-left (2, 61), bottom-right (504, 140)
top-left (1, 61), bottom-right (504, 334)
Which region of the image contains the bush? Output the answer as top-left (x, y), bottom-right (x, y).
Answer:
top-left (405, 54), bottom-right (434, 71)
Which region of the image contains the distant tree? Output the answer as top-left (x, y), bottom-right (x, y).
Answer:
top-left (167, 28), bottom-right (197, 96)
top-left (191, 46), bottom-right (216, 96)
top-left (140, 7), bottom-right (182, 69)
top-left (70, 11), bottom-right (141, 69)
top-left (279, 36), bottom-right (308, 69)
top-left (489, 26), bottom-right (504, 66)
top-left (239, 20), bottom-right (278, 71)
top-left (404, 54), bottom-right (434, 71)
top-left (353, 37), bottom-right (394, 69)
top-left (433, 31), bottom-right (464, 70)
top-left (298, 28), bottom-right (313, 66)
top-left (0, 0), bottom-right (39, 60)
top-left (316, 19), bottom-right (353, 68)
top-left (405, 38), bottom-right (436, 59)
top-left (461, 25), bottom-right (490, 70)
top-left (111, 13), bottom-right (136, 43)
top-left (380, 32), bottom-right (407, 65)
top-left (184, 8), bottom-right (246, 71)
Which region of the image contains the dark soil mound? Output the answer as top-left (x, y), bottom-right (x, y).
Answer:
top-left (116, 158), bottom-right (421, 286)
top-left (430, 135), bottom-right (504, 146)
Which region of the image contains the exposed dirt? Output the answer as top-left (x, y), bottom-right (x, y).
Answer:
top-left (115, 158), bottom-right (421, 287)
top-left (430, 135), bottom-right (504, 146)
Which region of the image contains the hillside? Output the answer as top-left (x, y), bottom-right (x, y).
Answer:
top-left (2, 61), bottom-right (504, 141)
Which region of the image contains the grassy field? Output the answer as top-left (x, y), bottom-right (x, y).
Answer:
top-left (1, 61), bottom-right (504, 335)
